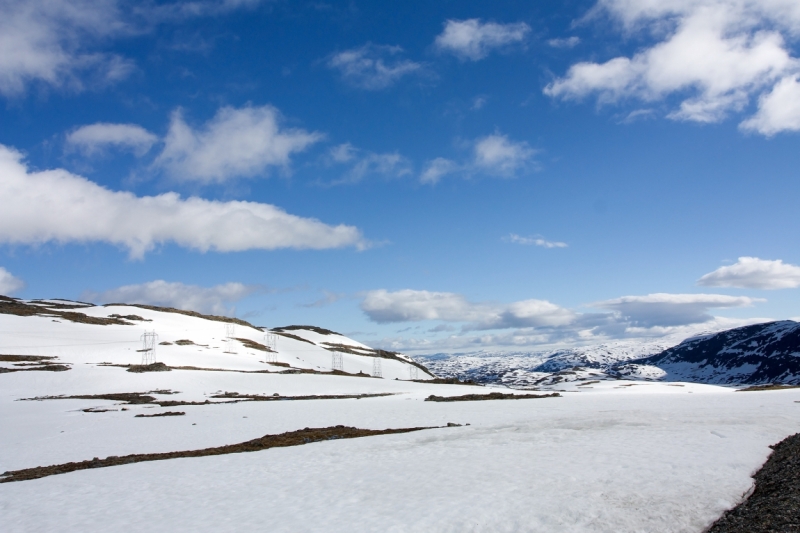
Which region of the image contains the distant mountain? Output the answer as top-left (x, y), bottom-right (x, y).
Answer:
top-left (415, 338), bottom-right (677, 387)
top-left (615, 321), bottom-right (800, 385)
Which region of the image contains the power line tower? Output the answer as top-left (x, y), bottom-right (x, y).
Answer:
top-left (408, 366), bottom-right (418, 380)
top-left (331, 351), bottom-right (343, 372)
top-left (140, 331), bottom-right (158, 365)
top-left (372, 356), bottom-right (382, 378)
top-left (225, 323), bottom-right (236, 354)
top-left (263, 333), bottom-right (278, 364)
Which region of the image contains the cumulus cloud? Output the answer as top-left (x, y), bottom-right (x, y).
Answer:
top-left (154, 105), bottom-right (321, 183)
top-left (83, 280), bottom-right (258, 316)
top-left (545, 0), bottom-right (800, 132)
top-left (361, 289), bottom-right (575, 330)
top-left (504, 234), bottom-right (567, 248)
top-left (739, 75), bottom-right (800, 135)
top-left (327, 44), bottom-right (423, 90)
top-left (592, 293), bottom-right (760, 327)
top-left (0, 267), bottom-right (25, 295)
top-left (698, 257), bottom-right (800, 289)
top-left (473, 134), bottom-right (536, 176)
top-left (66, 123), bottom-right (159, 156)
top-left (434, 19), bottom-right (530, 61)
top-left (0, 144), bottom-right (366, 259)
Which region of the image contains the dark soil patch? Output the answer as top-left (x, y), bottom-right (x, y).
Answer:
top-left (272, 331), bottom-right (316, 345)
top-left (174, 339), bottom-right (197, 346)
top-left (425, 392), bottom-right (561, 402)
top-left (415, 377), bottom-right (479, 386)
top-left (135, 411), bottom-right (185, 418)
top-left (209, 392), bottom-right (393, 401)
top-left (108, 314), bottom-right (150, 322)
top-left (106, 303), bottom-right (260, 331)
top-left (0, 425), bottom-right (437, 483)
top-left (24, 390), bottom-right (391, 408)
top-left (0, 298), bottom-right (132, 326)
top-left (234, 337), bottom-right (274, 352)
top-left (0, 355), bottom-right (56, 362)
top-left (705, 432), bottom-right (800, 532)
top-left (0, 354), bottom-right (70, 373)
top-left (0, 364), bottom-right (71, 373)
top-left (737, 384), bottom-right (800, 392)
top-left (127, 362), bottom-right (171, 373)
top-left (159, 341), bottom-right (173, 345)
top-left (272, 325), bottom-right (341, 336)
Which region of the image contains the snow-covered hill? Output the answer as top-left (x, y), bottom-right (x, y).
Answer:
top-left (618, 321), bottom-right (800, 385)
top-left (0, 295), bottom-right (432, 380)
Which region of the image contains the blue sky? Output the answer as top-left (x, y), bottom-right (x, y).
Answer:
top-left (1, 0), bottom-right (799, 353)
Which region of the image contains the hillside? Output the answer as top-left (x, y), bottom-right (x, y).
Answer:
top-left (0, 295), bottom-right (432, 380)
top-left (617, 321), bottom-right (800, 385)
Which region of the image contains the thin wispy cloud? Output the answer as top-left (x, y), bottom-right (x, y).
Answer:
top-left (547, 36), bottom-right (580, 49)
top-left (434, 19), bottom-right (530, 61)
top-left (0, 0), bottom-right (265, 96)
top-left (325, 143), bottom-right (412, 185)
top-left (504, 234), bottom-right (567, 248)
top-left (327, 43), bottom-right (423, 90)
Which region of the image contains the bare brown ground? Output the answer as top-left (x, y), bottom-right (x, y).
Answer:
top-left (22, 391), bottom-right (395, 407)
top-left (425, 392), bottom-right (561, 402)
top-left (0, 354), bottom-right (71, 373)
top-left (705, 432), bottom-right (800, 532)
top-left (0, 425), bottom-right (436, 484)
top-left (737, 384), bottom-right (800, 392)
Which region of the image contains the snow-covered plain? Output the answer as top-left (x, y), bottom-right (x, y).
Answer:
top-left (2, 300), bottom-right (800, 532)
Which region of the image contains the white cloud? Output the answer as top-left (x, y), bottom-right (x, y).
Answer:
top-left (420, 158), bottom-right (459, 185)
top-left (420, 133), bottom-right (537, 184)
top-left (592, 293), bottom-right (761, 327)
top-left (0, 144), bottom-right (366, 259)
top-left (545, 0), bottom-right (800, 132)
top-left (504, 234), bottom-right (568, 248)
top-left (326, 143), bottom-right (411, 185)
top-left (0, 267), bottom-right (25, 295)
top-left (154, 105), bottom-right (322, 183)
top-left (361, 289), bottom-right (575, 330)
top-left (471, 96), bottom-right (487, 110)
top-left (434, 19), bottom-right (530, 61)
top-left (473, 134), bottom-right (536, 176)
top-left (548, 36), bottom-right (580, 49)
top-left (83, 280), bottom-right (258, 316)
top-left (740, 74), bottom-right (800, 135)
top-left (698, 256), bottom-right (800, 289)
top-left (0, 0), bottom-right (132, 95)
top-left (327, 44), bottom-right (423, 90)
top-left (66, 123), bottom-right (158, 156)
top-left (0, 0), bottom-right (263, 97)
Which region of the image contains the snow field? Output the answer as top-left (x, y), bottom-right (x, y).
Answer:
top-left (4, 302), bottom-right (800, 532)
